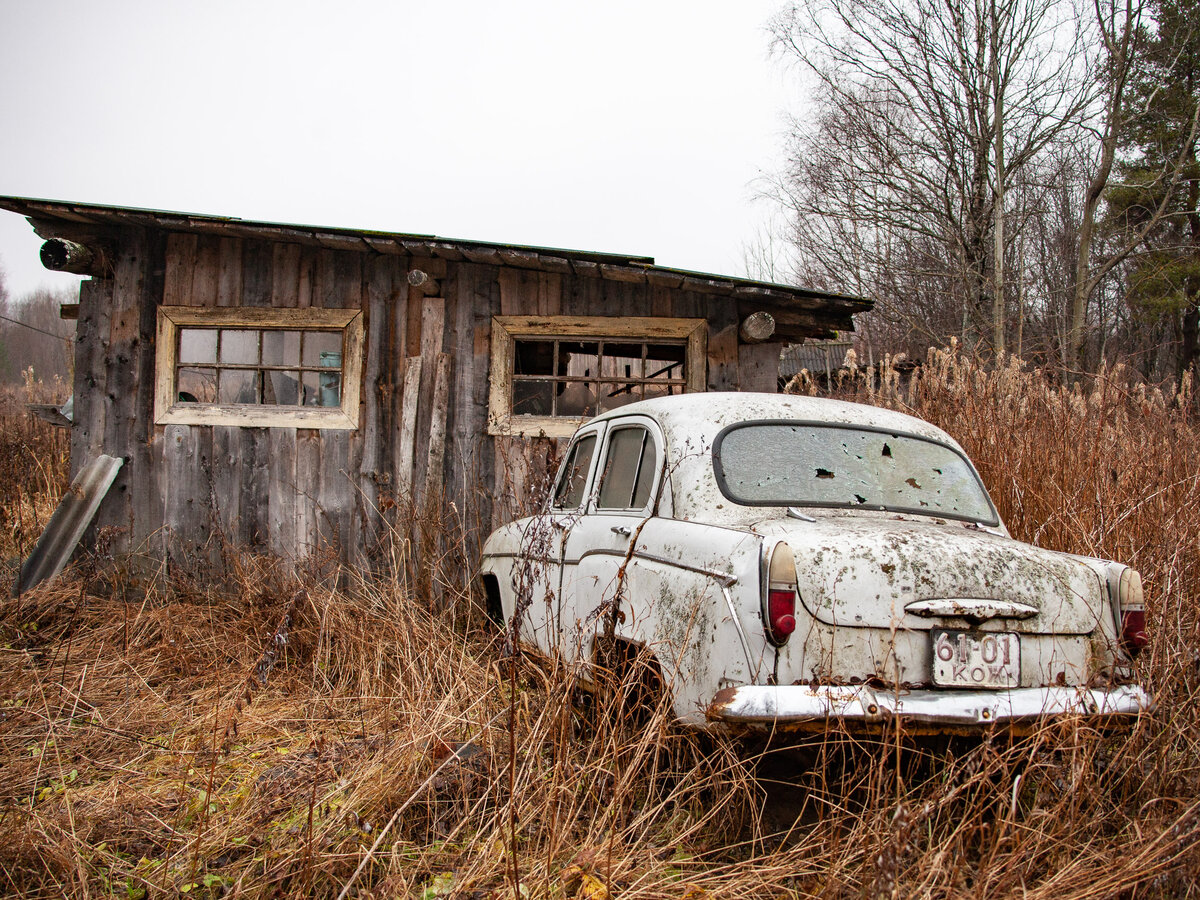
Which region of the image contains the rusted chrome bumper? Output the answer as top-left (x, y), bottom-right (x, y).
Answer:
top-left (707, 684), bottom-right (1153, 733)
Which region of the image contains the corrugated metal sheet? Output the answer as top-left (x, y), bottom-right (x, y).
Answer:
top-left (780, 341), bottom-right (853, 379)
top-left (12, 454), bottom-right (123, 596)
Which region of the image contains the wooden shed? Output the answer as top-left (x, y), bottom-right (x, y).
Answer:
top-left (1, 196), bottom-right (871, 577)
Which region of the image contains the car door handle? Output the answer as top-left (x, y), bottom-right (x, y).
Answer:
top-left (611, 525), bottom-right (631, 536)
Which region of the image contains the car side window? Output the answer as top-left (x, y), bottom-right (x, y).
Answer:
top-left (597, 426), bottom-right (658, 510)
top-left (551, 434), bottom-right (597, 510)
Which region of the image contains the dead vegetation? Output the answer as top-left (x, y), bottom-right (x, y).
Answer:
top-left (1, 350), bottom-right (1199, 898)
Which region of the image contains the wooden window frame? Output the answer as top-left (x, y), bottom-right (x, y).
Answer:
top-left (488, 315), bottom-right (707, 437)
top-left (154, 306), bottom-right (364, 429)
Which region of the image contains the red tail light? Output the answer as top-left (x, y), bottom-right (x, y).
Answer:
top-left (1121, 609), bottom-right (1148, 657)
top-left (767, 589), bottom-right (797, 644)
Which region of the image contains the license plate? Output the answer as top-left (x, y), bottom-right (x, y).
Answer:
top-left (932, 630), bottom-right (1019, 689)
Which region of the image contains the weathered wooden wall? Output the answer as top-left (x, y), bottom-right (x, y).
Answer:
top-left (69, 229), bottom-right (784, 577)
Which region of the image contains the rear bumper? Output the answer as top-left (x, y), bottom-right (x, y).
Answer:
top-left (707, 684), bottom-right (1153, 733)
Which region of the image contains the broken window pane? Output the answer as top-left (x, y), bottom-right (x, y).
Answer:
top-left (266, 370), bottom-right (300, 405)
top-left (601, 342), bottom-right (643, 381)
top-left (645, 343), bottom-right (686, 382)
top-left (177, 367), bottom-right (216, 402)
top-left (598, 382), bottom-right (639, 412)
top-left (558, 341), bottom-right (598, 379)
top-left (556, 381), bottom-right (596, 417)
top-left (513, 379), bottom-right (553, 416)
top-left (515, 339), bottom-right (555, 376)
top-left (715, 423), bottom-right (996, 523)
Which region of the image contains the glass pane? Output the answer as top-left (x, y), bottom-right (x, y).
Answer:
top-left (301, 371), bottom-right (321, 406)
top-left (177, 366), bottom-right (216, 402)
top-left (598, 427), bottom-right (647, 509)
top-left (318, 370), bottom-right (341, 407)
top-left (220, 329), bottom-right (259, 365)
top-left (552, 434), bottom-right (596, 509)
top-left (715, 424), bottom-right (996, 522)
top-left (601, 342), bottom-right (643, 380)
top-left (597, 382), bottom-right (639, 412)
top-left (645, 343), bottom-right (686, 381)
top-left (262, 330), bottom-right (300, 366)
top-left (631, 431), bottom-right (657, 508)
top-left (179, 329), bottom-right (217, 364)
top-left (218, 369), bottom-right (258, 404)
top-left (513, 379), bottom-right (553, 415)
top-left (265, 370), bottom-right (300, 405)
top-left (303, 331), bottom-right (342, 367)
top-left (558, 341), bottom-right (598, 379)
top-left (514, 339), bottom-right (555, 376)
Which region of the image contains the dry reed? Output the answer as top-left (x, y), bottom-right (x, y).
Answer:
top-left (0, 350), bottom-right (1197, 898)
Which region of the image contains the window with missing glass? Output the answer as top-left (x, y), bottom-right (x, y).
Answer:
top-left (154, 307), bottom-right (363, 429)
top-left (488, 316), bottom-right (707, 437)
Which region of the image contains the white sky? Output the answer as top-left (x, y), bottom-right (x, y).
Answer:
top-left (0, 0), bottom-right (799, 302)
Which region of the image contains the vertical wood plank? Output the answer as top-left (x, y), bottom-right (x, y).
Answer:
top-left (738, 342), bottom-right (783, 393)
top-left (190, 236), bottom-right (220, 307)
top-left (161, 233), bottom-right (197, 307)
top-left (707, 323), bottom-right (739, 391)
top-left (163, 423), bottom-right (212, 566)
top-left (268, 428), bottom-right (298, 557)
top-left (70, 278), bottom-right (111, 478)
top-left (423, 351), bottom-right (452, 505)
top-left (295, 429), bottom-right (321, 557)
top-left (216, 238), bottom-right (244, 307)
top-left (297, 245), bottom-right (316, 308)
top-left (239, 428), bottom-right (270, 549)
top-left (317, 430), bottom-right (352, 560)
top-left (395, 357), bottom-right (422, 501)
top-left (95, 229), bottom-right (150, 549)
top-left (412, 296), bottom-right (446, 503)
top-left (271, 243), bottom-right (302, 308)
top-left (359, 256), bottom-right (392, 556)
top-left (211, 425), bottom-right (242, 550)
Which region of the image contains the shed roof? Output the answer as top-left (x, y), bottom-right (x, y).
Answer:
top-left (0, 195), bottom-right (871, 334)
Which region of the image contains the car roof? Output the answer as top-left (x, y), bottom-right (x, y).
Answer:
top-left (589, 392), bottom-right (958, 448)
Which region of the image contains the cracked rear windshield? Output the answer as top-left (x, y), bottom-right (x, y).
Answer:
top-left (714, 422), bottom-right (997, 523)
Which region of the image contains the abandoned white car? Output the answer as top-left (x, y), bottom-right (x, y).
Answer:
top-left (478, 393), bottom-right (1152, 732)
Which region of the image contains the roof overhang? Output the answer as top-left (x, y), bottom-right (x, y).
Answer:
top-left (0, 195), bottom-right (872, 340)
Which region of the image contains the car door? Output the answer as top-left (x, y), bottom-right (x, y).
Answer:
top-left (560, 417), bottom-right (664, 664)
top-left (515, 422), bottom-right (605, 654)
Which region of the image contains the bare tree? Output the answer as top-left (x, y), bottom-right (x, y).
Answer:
top-left (0, 287), bottom-right (76, 386)
top-left (770, 0), bottom-right (1093, 354)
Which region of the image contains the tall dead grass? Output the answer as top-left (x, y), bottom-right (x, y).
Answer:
top-left (0, 349), bottom-right (1197, 898)
top-left (0, 378), bottom-right (70, 567)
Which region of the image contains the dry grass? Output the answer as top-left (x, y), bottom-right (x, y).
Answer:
top-left (1, 351), bottom-right (1198, 898)
top-left (0, 379), bottom-right (71, 567)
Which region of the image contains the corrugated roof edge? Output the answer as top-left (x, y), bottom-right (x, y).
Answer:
top-left (0, 194), bottom-right (871, 311)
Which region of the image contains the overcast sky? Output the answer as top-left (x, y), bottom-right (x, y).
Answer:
top-left (0, 0), bottom-right (799, 302)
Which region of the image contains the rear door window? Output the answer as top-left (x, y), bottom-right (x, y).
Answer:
top-left (597, 425), bottom-right (658, 510)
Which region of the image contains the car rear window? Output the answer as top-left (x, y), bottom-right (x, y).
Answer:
top-left (713, 421), bottom-right (997, 524)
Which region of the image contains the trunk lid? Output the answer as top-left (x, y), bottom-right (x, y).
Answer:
top-left (753, 515), bottom-right (1105, 635)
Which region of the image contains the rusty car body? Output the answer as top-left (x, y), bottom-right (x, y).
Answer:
top-left (477, 393), bottom-right (1152, 733)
